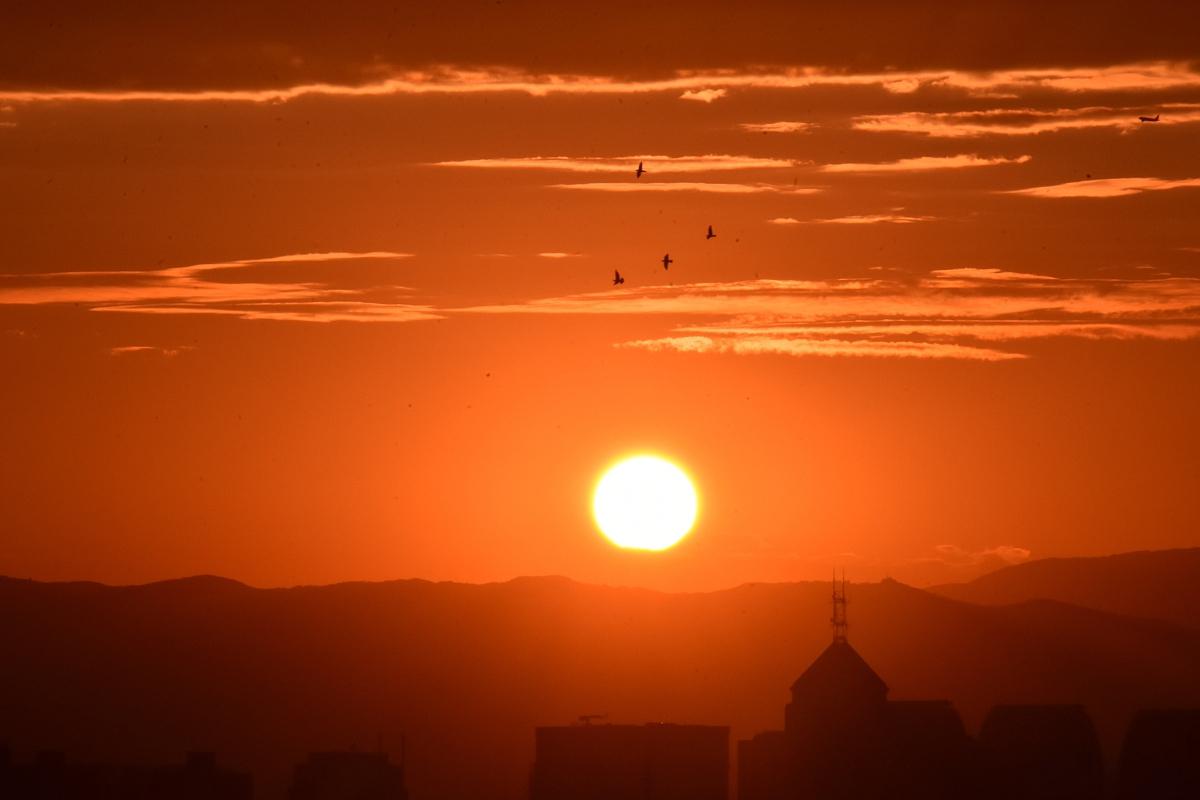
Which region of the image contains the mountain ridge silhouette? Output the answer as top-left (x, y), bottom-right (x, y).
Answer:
top-left (929, 547), bottom-right (1200, 630)
top-left (3, 549), bottom-right (1200, 799)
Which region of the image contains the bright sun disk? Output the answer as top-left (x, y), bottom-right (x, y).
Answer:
top-left (592, 455), bottom-right (698, 551)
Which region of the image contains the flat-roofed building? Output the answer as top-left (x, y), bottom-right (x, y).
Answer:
top-left (531, 722), bottom-right (728, 800)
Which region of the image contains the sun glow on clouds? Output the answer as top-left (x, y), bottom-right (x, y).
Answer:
top-left (460, 271), bottom-right (1200, 361)
top-left (0, 251), bottom-right (438, 323)
top-left (679, 89), bottom-right (727, 103)
top-left (108, 345), bottom-right (193, 357)
top-left (552, 182), bottom-right (821, 194)
top-left (770, 214), bottom-right (935, 225)
top-left (1006, 176), bottom-right (1200, 198)
top-left (618, 335), bottom-right (1025, 361)
top-left (821, 154), bottom-right (1031, 172)
top-left (854, 105), bottom-right (1200, 137)
top-left (5, 61), bottom-right (1199, 105)
top-left (434, 154), bottom-right (797, 173)
top-left (739, 121), bottom-right (815, 133)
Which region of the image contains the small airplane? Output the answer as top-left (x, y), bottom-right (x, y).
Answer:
top-left (635, 161), bottom-right (645, 178)
top-left (661, 253), bottom-right (673, 270)
top-left (612, 270), bottom-right (625, 286)
top-left (1139, 114), bottom-right (1160, 122)
top-left (706, 225), bottom-right (716, 240)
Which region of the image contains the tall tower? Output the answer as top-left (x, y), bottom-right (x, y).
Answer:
top-left (786, 570), bottom-right (887, 737)
top-left (830, 571), bottom-right (848, 643)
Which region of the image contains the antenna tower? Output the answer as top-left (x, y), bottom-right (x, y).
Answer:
top-left (831, 570), bottom-right (848, 643)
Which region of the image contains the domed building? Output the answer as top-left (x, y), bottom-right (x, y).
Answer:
top-left (738, 580), bottom-right (977, 800)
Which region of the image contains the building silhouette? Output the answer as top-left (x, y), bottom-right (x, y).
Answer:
top-left (530, 721), bottom-right (728, 800)
top-left (1116, 708), bottom-right (1200, 800)
top-left (977, 705), bottom-right (1103, 800)
top-left (0, 750), bottom-right (251, 800)
top-left (289, 750), bottom-right (408, 800)
top-left (738, 578), bottom-right (977, 800)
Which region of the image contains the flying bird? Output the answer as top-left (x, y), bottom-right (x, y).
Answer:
top-left (635, 161), bottom-right (645, 179)
top-left (1139, 114), bottom-right (1160, 122)
top-left (661, 253), bottom-right (673, 270)
top-left (612, 270), bottom-right (625, 286)
top-left (706, 225), bottom-right (716, 240)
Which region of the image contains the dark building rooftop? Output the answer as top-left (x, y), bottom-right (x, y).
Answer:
top-left (531, 722), bottom-right (728, 800)
top-left (979, 704), bottom-right (1103, 800)
top-left (0, 750), bottom-right (252, 800)
top-left (289, 751), bottom-right (407, 800)
top-left (1117, 708), bottom-right (1200, 800)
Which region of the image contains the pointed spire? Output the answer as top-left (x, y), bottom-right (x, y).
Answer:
top-left (831, 570), bottom-right (848, 643)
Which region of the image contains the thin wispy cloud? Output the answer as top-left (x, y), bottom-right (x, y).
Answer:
top-left (538, 252), bottom-right (582, 259)
top-left (1006, 176), bottom-right (1200, 198)
top-left (617, 335), bottom-right (1025, 361)
top-left (680, 322), bottom-right (1200, 343)
top-left (434, 154), bottom-right (797, 173)
top-left (680, 89), bottom-right (727, 103)
top-left (108, 345), bottom-right (194, 357)
top-left (821, 154), bottom-right (1031, 172)
top-left (739, 121), bottom-right (815, 133)
top-left (5, 62), bottom-right (1198, 105)
top-left (460, 270), bottom-right (1200, 361)
top-left (95, 302), bottom-right (440, 323)
top-left (915, 544), bottom-right (1033, 568)
top-left (854, 104), bottom-right (1200, 137)
top-left (773, 214), bottom-right (937, 225)
top-left (551, 182), bottom-right (821, 194)
top-left (0, 251), bottom-right (438, 323)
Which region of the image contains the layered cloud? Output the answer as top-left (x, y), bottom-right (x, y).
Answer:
top-left (434, 154), bottom-right (798, 173)
top-left (108, 345), bottom-right (193, 357)
top-left (551, 182), bottom-right (821, 194)
top-left (917, 544), bottom-right (1033, 568)
top-left (770, 214), bottom-right (936, 225)
top-left (821, 154), bottom-right (1031, 172)
top-left (739, 121), bottom-right (815, 133)
top-left (1006, 176), bottom-right (1200, 198)
top-left (854, 104), bottom-right (1200, 137)
top-left (460, 269), bottom-right (1200, 361)
top-left (679, 89), bottom-right (727, 103)
top-left (0, 252), bottom-right (440, 323)
top-left (5, 62), bottom-right (1199, 105)
top-left (618, 335), bottom-right (1023, 361)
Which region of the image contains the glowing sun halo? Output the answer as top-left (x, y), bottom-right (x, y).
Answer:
top-left (592, 455), bottom-right (699, 551)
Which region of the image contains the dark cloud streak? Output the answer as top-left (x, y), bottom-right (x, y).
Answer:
top-left (3, 1), bottom-right (1199, 91)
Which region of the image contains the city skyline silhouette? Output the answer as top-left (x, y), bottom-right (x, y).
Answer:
top-left (3, 1), bottom-right (1200, 797)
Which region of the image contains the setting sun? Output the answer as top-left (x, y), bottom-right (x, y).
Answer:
top-left (592, 455), bottom-right (699, 551)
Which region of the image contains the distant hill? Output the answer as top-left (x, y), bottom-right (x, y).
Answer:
top-left (930, 548), bottom-right (1200, 629)
top-left (2, 571), bottom-right (1199, 799)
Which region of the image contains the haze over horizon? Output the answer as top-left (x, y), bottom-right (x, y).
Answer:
top-left (3, 0), bottom-right (1199, 593)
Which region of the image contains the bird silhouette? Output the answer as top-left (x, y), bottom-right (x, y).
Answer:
top-left (661, 253), bottom-right (673, 270)
top-left (706, 225), bottom-right (716, 240)
top-left (1139, 114), bottom-right (1160, 122)
top-left (635, 161), bottom-right (645, 178)
top-left (612, 270), bottom-right (625, 286)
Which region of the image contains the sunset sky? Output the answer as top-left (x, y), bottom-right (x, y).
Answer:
top-left (2, 1), bottom-right (1199, 590)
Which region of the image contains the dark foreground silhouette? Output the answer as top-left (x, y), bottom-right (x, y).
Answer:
top-left (0, 750), bottom-right (252, 800)
top-left (3, 548), bottom-right (1200, 798)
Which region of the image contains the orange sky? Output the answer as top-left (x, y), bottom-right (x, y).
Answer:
top-left (2, 1), bottom-right (1199, 590)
